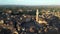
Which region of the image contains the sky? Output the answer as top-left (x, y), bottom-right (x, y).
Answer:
top-left (0, 0), bottom-right (60, 5)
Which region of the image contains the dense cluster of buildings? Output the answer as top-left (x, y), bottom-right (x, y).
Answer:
top-left (0, 9), bottom-right (60, 34)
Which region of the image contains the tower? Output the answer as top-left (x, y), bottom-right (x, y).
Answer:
top-left (36, 9), bottom-right (39, 22)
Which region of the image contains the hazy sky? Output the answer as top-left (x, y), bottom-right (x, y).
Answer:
top-left (0, 0), bottom-right (60, 5)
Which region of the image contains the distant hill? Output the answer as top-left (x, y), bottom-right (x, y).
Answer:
top-left (0, 5), bottom-right (60, 8)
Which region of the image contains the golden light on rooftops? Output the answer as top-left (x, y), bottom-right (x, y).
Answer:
top-left (36, 9), bottom-right (47, 25)
top-left (0, 20), bottom-right (4, 24)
